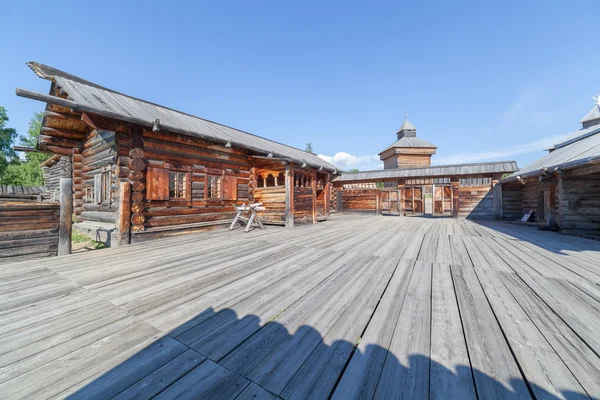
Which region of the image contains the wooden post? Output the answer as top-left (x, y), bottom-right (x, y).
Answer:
top-left (285, 163), bottom-right (294, 229)
top-left (376, 191), bottom-right (381, 215)
top-left (311, 169), bottom-right (317, 224)
top-left (116, 181), bottom-right (131, 246)
top-left (58, 178), bottom-right (73, 256)
top-left (451, 179), bottom-right (459, 218)
top-left (337, 189), bottom-right (343, 212)
top-left (324, 173), bottom-right (331, 217)
top-left (493, 180), bottom-right (503, 220)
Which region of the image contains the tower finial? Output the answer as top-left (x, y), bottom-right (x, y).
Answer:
top-left (594, 94), bottom-right (600, 107)
top-left (405, 111), bottom-right (408, 120)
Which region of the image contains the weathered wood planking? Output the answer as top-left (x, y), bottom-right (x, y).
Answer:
top-left (451, 265), bottom-right (531, 399)
top-left (0, 202), bottom-right (60, 263)
top-left (0, 215), bottom-right (598, 399)
top-left (430, 263), bottom-right (476, 400)
top-left (374, 260), bottom-right (432, 399)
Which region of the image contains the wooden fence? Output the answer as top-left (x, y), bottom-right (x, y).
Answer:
top-left (0, 201), bottom-right (60, 263)
top-left (0, 178), bottom-right (73, 264)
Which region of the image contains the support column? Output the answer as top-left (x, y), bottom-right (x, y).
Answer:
top-left (116, 181), bottom-right (131, 246)
top-left (285, 164), bottom-right (294, 228)
top-left (451, 178), bottom-right (459, 218)
top-left (493, 179), bottom-right (502, 220)
top-left (311, 169), bottom-right (317, 223)
top-left (324, 173), bottom-right (331, 217)
top-left (58, 178), bottom-right (73, 256)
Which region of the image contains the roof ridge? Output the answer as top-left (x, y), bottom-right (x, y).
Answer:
top-left (26, 62), bottom-right (331, 167)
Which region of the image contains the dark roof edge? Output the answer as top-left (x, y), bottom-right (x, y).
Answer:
top-left (552, 125), bottom-right (600, 150)
top-left (500, 155), bottom-right (600, 184)
top-left (341, 160), bottom-right (519, 176)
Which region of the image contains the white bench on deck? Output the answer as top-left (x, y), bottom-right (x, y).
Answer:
top-left (229, 202), bottom-right (266, 233)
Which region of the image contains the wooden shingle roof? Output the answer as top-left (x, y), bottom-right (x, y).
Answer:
top-left (336, 161), bottom-right (518, 182)
top-left (22, 62), bottom-right (337, 172)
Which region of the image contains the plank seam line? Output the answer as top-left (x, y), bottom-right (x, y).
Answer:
top-left (277, 254), bottom-right (392, 398)
top-left (449, 264), bottom-right (479, 400)
top-left (461, 235), bottom-right (536, 397)
top-left (497, 274), bottom-right (593, 399)
top-left (326, 257), bottom-right (408, 399)
top-left (427, 260), bottom-right (433, 400)
top-left (367, 258), bottom-right (418, 397)
top-left (206, 251), bottom-right (360, 365)
top-left (163, 246), bottom-right (333, 339)
top-left (466, 260), bottom-right (536, 399)
top-left (513, 271), bottom-right (600, 360)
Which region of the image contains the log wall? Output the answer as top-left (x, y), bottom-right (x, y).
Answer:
top-left (294, 187), bottom-right (314, 224)
top-left (500, 183), bottom-right (523, 221)
top-left (42, 156), bottom-right (71, 197)
top-left (340, 189), bottom-right (379, 213)
top-left (519, 177), bottom-right (559, 223)
top-left (330, 186), bottom-right (338, 213)
top-left (254, 187), bottom-right (286, 225)
top-left (81, 130), bottom-right (118, 224)
top-left (0, 202), bottom-right (60, 263)
top-left (558, 173), bottom-right (600, 239)
top-left (458, 185), bottom-right (494, 219)
top-left (130, 129), bottom-right (251, 241)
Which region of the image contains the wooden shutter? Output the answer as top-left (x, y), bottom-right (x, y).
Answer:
top-left (146, 167), bottom-right (170, 200)
top-left (222, 175), bottom-right (238, 200)
top-left (94, 174), bottom-right (102, 204)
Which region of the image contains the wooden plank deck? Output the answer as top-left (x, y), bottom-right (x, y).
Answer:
top-left (0, 214), bottom-right (599, 399)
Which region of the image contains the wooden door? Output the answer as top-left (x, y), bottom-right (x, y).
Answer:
top-left (434, 185), bottom-right (453, 215)
top-left (537, 190), bottom-right (546, 222)
top-left (404, 187), bottom-right (423, 214)
top-left (380, 190), bottom-right (400, 215)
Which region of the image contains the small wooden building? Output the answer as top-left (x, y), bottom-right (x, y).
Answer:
top-left (379, 117), bottom-right (437, 169)
top-left (500, 98), bottom-right (600, 239)
top-left (333, 117), bottom-right (518, 219)
top-left (17, 62), bottom-right (336, 244)
top-left (334, 161), bottom-right (517, 218)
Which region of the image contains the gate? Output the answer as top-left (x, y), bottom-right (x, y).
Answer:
top-left (380, 190), bottom-right (401, 215)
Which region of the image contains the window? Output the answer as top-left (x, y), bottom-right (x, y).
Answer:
top-left (147, 164), bottom-right (191, 201)
top-left (87, 170), bottom-right (111, 204)
top-left (169, 171), bottom-right (188, 199)
top-left (100, 171), bottom-right (111, 204)
top-left (207, 175), bottom-right (221, 199)
top-left (459, 177), bottom-right (492, 187)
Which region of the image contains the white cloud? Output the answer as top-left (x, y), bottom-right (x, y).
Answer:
top-left (433, 133), bottom-right (570, 165)
top-left (318, 152), bottom-right (382, 171)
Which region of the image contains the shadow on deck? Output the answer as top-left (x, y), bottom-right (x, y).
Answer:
top-left (65, 306), bottom-right (588, 400)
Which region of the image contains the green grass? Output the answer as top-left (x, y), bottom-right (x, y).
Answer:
top-left (72, 231), bottom-right (90, 243)
top-left (72, 231), bottom-right (106, 250)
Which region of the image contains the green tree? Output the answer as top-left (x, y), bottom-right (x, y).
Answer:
top-left (1, 112), bottom-right (49, 185)
top-left (346, 168), bottom-right (360, 173)
top-left (0, 106), bottom-right (18, 178)
top-left (305, 142), bottom-right (314, 153)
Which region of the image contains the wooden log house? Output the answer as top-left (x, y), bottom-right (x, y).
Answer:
top-left (334, 117), bottom-right (518, 219)
top-left (334, 162), bottom-right (517, 218)
top-left (16, 62), bottom-right (336, 244)
top-left (500, 98), bottom-right (600, 239)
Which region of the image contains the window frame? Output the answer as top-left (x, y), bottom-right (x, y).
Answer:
top-left (206, 174), bottom-right (223, 200)
top-left (165, 163), bottom-right (192, 202)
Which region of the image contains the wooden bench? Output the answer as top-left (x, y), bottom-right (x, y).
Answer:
top-left (229, 202), bottom-right (266, 233)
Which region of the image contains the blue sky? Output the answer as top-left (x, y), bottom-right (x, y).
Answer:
top-left (2, 0), bottom-right (599, 171)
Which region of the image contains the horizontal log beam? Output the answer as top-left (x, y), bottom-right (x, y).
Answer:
top-left (41, 127), bottom-right (85, 141)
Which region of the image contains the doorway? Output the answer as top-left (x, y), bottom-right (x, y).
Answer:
top-left (380, 190), bottom-right (401, 215)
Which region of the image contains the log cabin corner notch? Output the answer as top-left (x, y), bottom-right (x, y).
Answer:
top-left (16, 62), bottom-right (337, 244)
